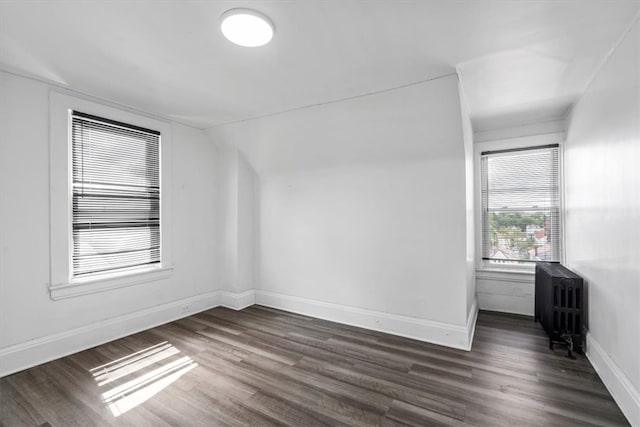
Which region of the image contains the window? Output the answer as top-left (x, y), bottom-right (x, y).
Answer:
top-left (71, 111), bottom-right (161, 278)
top-left (480, 144), bottom-right (561, 264)
top-left (50, 92), bottom-right (172, 299)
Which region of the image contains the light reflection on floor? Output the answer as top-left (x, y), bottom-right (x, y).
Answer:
top-left (90, 341), bottom-right (198, 416)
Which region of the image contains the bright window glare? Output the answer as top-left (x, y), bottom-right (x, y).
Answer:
top-left (221, 10), bottom-right (274, 47)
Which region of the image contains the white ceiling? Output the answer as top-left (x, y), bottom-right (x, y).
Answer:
top-left (1, 1), bottom-right (638, 130)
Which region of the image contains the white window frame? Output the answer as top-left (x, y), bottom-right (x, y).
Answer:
top-left (49, 91), bottom-right (173, 300)
top-left (474, 133), bottom-right (565, 274)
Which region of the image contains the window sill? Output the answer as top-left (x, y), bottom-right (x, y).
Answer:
top-left (49, 265), bottom-right (174, 300)
top-left (477, 267), bottom-right (535, 275)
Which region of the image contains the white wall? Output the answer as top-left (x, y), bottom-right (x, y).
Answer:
top-left (237, 155), bottom-right (258, 293)
top-left (209, 74), bottom-right (477, 349)
top-left (259, 160), bottom-right (468, 325)
top-left (215, 144), bottom-right (258, 296)
top-left (459, 83), bottom-right (476, 317)
top-left (0, 71), bottom-right (221, 375)
top-left (475, 270), bottom-right (535, 316)
top-left (564, 18), bottom-right (640, 425)
top-left (216, 145), bottom-right (239, 293)
top-left (474, 119), bottom-right (566, 143)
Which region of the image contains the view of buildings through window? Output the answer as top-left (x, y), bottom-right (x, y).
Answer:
top-left (487, 210), bottom-right (556, 262)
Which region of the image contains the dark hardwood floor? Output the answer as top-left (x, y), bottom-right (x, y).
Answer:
top-left (0, 306), bottom-right (629, 426)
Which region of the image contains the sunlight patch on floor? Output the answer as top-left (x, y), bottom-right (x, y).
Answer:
top-left (90, 341), bottom-right (198, 417)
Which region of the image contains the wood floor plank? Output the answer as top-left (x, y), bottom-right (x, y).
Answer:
top-left (0, 379), bottom-right (48, 427)
top-left (0, 308), bottom-right (630, 426)
top-left (242, 353), bottom-right (393, 413)
top-left (385, 399), bottom-right (466, 427)
top-left (295, 356), bottom-right (467, 421)
top-left (242, 391), bottom-right (347, 426)
top-left (196, 350), bottom-right (386, 426)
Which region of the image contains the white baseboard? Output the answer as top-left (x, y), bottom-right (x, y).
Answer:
top-left (220, 290), bottom-right (256, 310)
top-left (255, 290), bottom-right (477, 351)
top-left (0, 291), bottom-right (221, 377)
top-left (585, 331), bottom-right (639, 426)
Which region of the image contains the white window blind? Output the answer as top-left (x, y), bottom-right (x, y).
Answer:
top-left (71, 111), bottom-right (161, 278)
top-left (481, 144), bottom-right (561, 263)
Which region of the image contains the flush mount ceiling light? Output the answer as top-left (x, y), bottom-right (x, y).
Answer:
top-left (220, 8), bottom-right (274, 47)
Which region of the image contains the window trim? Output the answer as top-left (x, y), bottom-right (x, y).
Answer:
top-left (474, 133), bottom-right (565, 274)
top-left (49, 91), bottom-right (173, 300)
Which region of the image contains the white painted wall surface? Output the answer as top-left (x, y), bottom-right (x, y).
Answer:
top-left (473, 119), bottom-right (566, 143)
top-left (564, 18), bottom-right (640, 425)
top-left (459, 82), bottom-right (476, 318)
top-left (0, 72), bottom-right (220, 372)
top-left (210, 74), bottom-right (476, 342)
top-left (259, 160), bottom-right (468, 326)
top-left (216, 145), bottom-right (239, 293)
top-left (237, 155), bottom-right (258, 293)
top-left (215, 145), bottom-right (258, 295)
top-left (475, 271), bottom-right (535, 316)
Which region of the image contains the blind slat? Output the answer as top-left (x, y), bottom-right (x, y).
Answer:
top-left (72, 111), bottom-right (160, 278)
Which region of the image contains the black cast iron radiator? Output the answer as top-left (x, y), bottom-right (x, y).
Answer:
top-left (535, 262), bottom-right (585, 358)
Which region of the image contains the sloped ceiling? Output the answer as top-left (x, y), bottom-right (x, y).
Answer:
top-left (208, 74), bottom-right (466, 175)
top-left (0, 1), bottom-right (637, 130)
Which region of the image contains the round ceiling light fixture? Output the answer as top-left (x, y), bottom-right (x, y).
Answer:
top-left (220, 8), bottom-right (274, 47)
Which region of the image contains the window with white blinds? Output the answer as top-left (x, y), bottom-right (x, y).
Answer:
top-left (71, 111), bottom-right (161, 278)
top-left (481, 144), bottom-right (561, 263)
